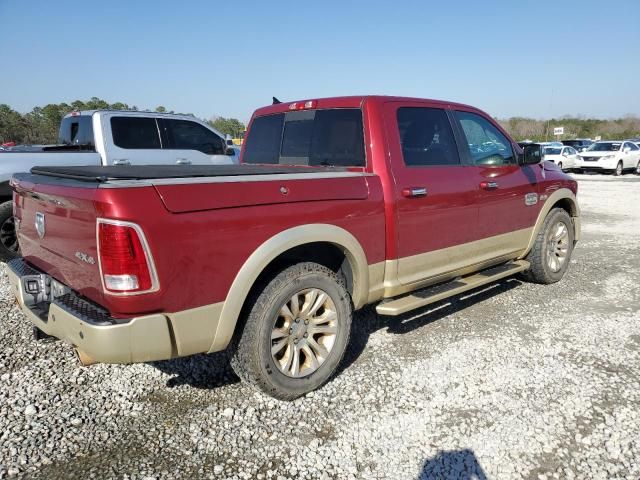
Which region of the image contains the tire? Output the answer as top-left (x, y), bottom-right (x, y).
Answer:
top-left (557, 161), bottom-right (563, 171)
top-left (635, 160), bottom-right (640, 176)
top-left (614, 161), bottom-right (623, 176)
top-left (522, 208), bottom-right (574, 284)
top-left (230, 262), bottom-right (352, 400)
top-left (0, 201), bottom-right (20, 262)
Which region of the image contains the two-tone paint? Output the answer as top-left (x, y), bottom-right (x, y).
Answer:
top-left (11, 96), bottom-right (580, 362)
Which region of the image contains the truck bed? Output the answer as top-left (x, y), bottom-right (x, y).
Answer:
top-left (29, 164), bottom-right (349, 182)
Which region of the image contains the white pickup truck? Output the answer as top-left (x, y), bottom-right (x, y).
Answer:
top-left (0, 110), bottom-right (238, 261)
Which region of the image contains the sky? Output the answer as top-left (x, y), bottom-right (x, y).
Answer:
top-left (1, 0), bottom-right (639, 123)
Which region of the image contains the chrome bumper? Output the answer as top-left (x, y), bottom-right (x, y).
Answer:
top-left (6, 258), bottom-right (174, 364)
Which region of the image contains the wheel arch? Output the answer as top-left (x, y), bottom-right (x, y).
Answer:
top-left (521, 188), bottom-right (581, 258)
top-left (208, 224), bottom-right (370, 352)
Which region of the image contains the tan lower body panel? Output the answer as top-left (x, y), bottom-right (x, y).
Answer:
top-left (396, 228), bottom-right (532, 287)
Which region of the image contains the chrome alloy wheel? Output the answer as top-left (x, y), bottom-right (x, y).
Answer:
top-left (271, 288), bottom-right (338, 378)
top-left (546, 221), bottom-right (570, 272)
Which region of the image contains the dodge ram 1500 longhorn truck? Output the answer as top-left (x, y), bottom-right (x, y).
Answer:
top-left (7, 96), bottom-right (580, 400)
top-left (0, 110), bottom-right (238, 262)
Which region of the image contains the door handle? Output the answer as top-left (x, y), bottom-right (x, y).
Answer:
top-left (479, 181), bottom-right (499, 190)
top-left (113, 158), bottom-right (130, 165)
top-left (401, 187), bottom-right (427, 198)
top-left (176, 158), bottom-right (192, 165)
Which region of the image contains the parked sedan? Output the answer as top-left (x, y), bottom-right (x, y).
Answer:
top-left (579, 141), bottom-right (640, 175)
top-left (543, 146), bottom-right (581, 171)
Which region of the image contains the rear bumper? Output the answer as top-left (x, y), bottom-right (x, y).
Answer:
top-left (6, 258), bottom-right (174, 364)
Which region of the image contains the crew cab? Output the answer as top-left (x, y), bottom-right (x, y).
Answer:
top-left (0, 110), bottom-right (238, 261)
top-left (7, 96), bottom-right (580, 400)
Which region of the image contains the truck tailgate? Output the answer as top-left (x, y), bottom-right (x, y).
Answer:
top-left (13, 178), bottom-right (104, 305)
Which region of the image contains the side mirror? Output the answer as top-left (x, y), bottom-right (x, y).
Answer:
top-left (225, 147), bottom-right (236, 156)
top-left (623, 147), bottom-right (631, 154)
top-left (519, 143), bottom-right (543, 165)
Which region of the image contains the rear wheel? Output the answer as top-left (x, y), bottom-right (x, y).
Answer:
top-left (0, 201), bottom-right (20, 262)
top-left (635, 160), bottom-right (640, 175)
top-left (230, 262), bottom-right (352, 400)
top-left (522, 208), bottom-right (574, 284)
top-left (614, 161), bottom-right (623, 176)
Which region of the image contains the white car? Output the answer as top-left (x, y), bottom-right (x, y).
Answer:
top-left (543, 145), bottom-right (580, 171)
top-left (579, 141), bottom-right (640, 175)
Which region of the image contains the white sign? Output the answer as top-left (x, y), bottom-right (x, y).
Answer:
top-left (553, 127), bottom-right (564, 135)
top-left (595, 136), bottom-right (601, 141)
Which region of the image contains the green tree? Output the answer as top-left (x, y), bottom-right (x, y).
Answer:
top-left (155, 106), bottom-right (167, 113)
top-left (208, 116), bottom-right (245, 138)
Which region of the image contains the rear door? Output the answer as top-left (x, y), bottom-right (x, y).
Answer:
top-left (383, 102), bottom-right (480, 286)
top-left (451, 109), bottom-right (541, 254)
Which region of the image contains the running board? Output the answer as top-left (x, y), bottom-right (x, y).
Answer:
top-left (375, 260), bottom-right (530, 316)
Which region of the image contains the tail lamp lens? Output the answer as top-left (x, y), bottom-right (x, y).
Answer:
top-left (98, 222), bottom-right (155, 293)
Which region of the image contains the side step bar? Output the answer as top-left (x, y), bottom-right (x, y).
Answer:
top-left (376, 260), bottom-right (530, 316)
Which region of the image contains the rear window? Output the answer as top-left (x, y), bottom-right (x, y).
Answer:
top-left (243, 108), bottom-right (365, 167)
top-left (111, 117), bottom-right (161, 149)
top-left (58, 115), bottom-right (94, 147)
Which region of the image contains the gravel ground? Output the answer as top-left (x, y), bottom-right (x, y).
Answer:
top-left (1, 173), bottom-right (639, 479)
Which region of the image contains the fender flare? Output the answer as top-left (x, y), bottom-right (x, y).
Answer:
top-left (208, 224), bottom-right (370, 352)
top-left (521, 188), bottom-right (580, 258)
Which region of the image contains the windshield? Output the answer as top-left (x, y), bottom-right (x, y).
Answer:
top-left (585, 142), bottom-right (621, 152)
top-left (544, 147), bottom-right (561, 155)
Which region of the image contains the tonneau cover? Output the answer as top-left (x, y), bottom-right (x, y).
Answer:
top-left (30, 164), bottom-right (347, 182)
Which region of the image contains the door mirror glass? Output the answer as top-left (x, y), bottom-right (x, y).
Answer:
top-left (520, 143), bottom-right (542, 165)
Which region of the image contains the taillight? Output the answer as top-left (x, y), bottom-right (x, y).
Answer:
top-left (97, 219), bottom-right (158, 294)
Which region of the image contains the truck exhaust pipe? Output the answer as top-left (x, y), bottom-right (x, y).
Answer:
top-left (74, 348), bottom-right (97, 366)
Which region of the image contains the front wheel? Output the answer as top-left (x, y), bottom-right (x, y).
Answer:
top-left (557, 161), bottom-right (563, 171)
top-left (230, 262), bottom-right (352, 400)
top-left (0, 201), bottom-right (20, 262)
top-left (635, 160), bottom-right (640, 176)
top-left (614, 161), bottom-right (623, 176)
top-left (522, 208), bottom-right (575, 284)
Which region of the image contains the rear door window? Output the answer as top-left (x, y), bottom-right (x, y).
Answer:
top-left (111, 117), bottom-right (161, 149)
top-left (396, 107), bottom-right (460, 166)
top-left (243, 108), bottom-right (365, 167)
top-left (161, 119), bottom-right (225, 155)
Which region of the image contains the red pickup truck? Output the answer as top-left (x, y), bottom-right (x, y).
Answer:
top-left (7, 96), bottom-right (580, 400)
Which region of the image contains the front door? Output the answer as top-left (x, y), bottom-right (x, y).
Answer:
top-left (384, 102), bottom-right (480, 286)
top-left (451, 109), bottom-right (541, 258)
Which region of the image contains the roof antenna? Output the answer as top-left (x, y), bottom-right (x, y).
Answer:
top-left (272, 97), bottom-right (281, 105)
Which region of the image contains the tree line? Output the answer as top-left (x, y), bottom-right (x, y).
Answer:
top-left (498, 116), bottom-right (640, 142)
top-left (0, 97), bottom-right (638, 145)
top-left (0, 97), bottom-right (247, 145)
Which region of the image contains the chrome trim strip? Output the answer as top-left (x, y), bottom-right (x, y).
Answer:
top-left (97, 171), bottom-right (375, 188)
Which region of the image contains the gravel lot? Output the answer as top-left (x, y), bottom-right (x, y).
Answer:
top-left (1, 173), bottom-right (639, 479)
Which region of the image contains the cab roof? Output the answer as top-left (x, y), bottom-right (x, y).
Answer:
top-left (252, 95), bottom-right (479, 117)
